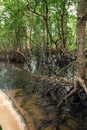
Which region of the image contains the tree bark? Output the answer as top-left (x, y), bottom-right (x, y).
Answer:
top-left (76, 0), bottom-right (87, 77)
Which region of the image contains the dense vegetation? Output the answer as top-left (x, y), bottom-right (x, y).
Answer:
top-left (0, 0), bottom-right (87, 130)
top-left (0, 0), bottom-right (86, 72)
top-left (0, 0), bottom-right (77, 51)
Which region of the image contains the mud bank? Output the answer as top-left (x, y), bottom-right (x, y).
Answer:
top-left (0, 90), bottom-right (28, 130)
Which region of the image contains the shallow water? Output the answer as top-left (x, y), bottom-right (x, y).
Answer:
top-left (0, 62), bottom-right (44, 130)
top-left (0, 62), bottom-right (33, 90)
top-left (0, 62), bottom-right (82, 130)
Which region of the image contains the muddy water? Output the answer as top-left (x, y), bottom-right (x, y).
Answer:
top-left (0, 62), bottom-right (82, 130)
top-left (0, 62), bottom-right (45, 130)
top-left (0, 90), bottom-right (27, 130)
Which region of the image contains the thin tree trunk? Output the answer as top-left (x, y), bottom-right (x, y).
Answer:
top-left (76, 0), bottom-right (87, 77)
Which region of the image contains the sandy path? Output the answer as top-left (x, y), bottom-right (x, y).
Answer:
top-left (0, 90), bottom-right (27, 130)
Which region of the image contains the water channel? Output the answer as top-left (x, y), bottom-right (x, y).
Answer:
top-left (0, 62), bottom-right (83, 130)
top-left (0, 62), bottom-right (45, 130)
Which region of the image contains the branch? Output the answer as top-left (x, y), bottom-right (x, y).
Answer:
top-left (57, 87), bottom-right (77, 108)
top-left (76, 77), bottom-right (87, 94)
top-left (26, 0), bottom-right (45, 18)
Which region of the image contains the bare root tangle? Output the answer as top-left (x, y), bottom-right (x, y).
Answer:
top-left (56, 76), bottom-right (87, 107)
top-left (16, 50), bottom-right (27, 62)
top-left (42, 75), bottom-right (87, 110)
top-left (38, 75), bottom-right (87, 130)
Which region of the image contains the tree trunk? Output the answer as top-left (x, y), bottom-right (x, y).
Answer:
top-left (76, 0), bottom-right (87, 77)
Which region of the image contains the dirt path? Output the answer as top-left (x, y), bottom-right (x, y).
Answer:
top-left (0, 90), bottom-right (27, 130)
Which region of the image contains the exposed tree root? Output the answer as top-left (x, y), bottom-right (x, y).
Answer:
top-left (56, 76), bottom-right (87, 107)
top-left (9, 50), bottom-right (30, 64)
top-left (76, 77), bottom-right (87, 94)
top-left (15, 50), bottom-right (28, 63)
top-left (38, 75), bottom-right (87, 130)
top-left (57, 87), bottom-right (78, 107)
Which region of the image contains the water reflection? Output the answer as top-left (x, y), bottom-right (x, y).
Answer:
top-left (0, 62), bottom-right (36, 90)
top-left (23, 60), bottom-right (36, 73)
top-left (0, 62), bottom-right (41, 130)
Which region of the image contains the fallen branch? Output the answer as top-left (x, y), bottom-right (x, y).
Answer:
top-left (57, 87), bottom-right (77, 107)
